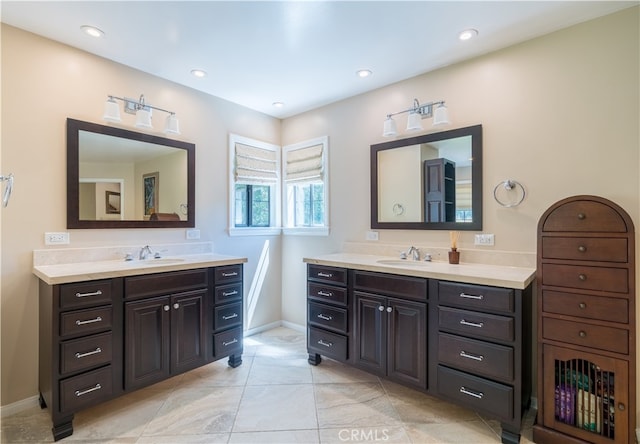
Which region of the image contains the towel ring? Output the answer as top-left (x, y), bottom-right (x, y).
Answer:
top-left (493, 179), bottom-right (525, 208)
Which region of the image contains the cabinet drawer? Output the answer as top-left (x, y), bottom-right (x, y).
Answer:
top-left (307, 265), bottom-right (347, 286)
top-left (354, 270), bottom-right (427, 301)
top-left (214, 283), bottom-right (242, 305)
top-left (308, 302), bottom-right (348, 334)
top-left (213, 326), bottom-right (242, 357)
top-left (438, 281), bottom-right (513, 313)
top-left (438, 333), bottom-right (513, 382)
top-left (60, 280), bottom-right (113, 309)
top-left (60, 366), bottom-right (113, 413)
top-left (542, 317), bottom-right (628, 354)
top-left (215, 265), bottom-right (243, 285)
top-left (60, 332), bottom-right (112, 375)
top-left (541, 200), bottom-right (628, 233)
top-left (541, 264), bottom-right (628, 293)
top-left (437, 365), bottom-right (514, 422)
top-left (542, 290), bottom-right (628, 324)
top-left (542, 237), bottom-right (628, 263)
top-left (439, 306), bottom-right (514, 342)
top-left (60, 306), bottom-right (112, 337)
top-left (125, 269), bottom-right (209, 300)
top-left (214, 302), bottom-right (243, 331)
top-left (308, 282), bottom-right (348, 306)
top-left (308, 326), bottom-right (348, 361)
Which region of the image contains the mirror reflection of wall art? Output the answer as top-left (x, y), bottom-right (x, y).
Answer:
top-left (143, 172), bottom-right (159, 217)
top-left (105, 191), bottom-right (121, 214)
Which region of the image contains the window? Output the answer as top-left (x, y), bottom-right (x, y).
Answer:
top-left (229, 134), bottom-right (280, 235)
top-left (283, 136), bottom-right (329, 235)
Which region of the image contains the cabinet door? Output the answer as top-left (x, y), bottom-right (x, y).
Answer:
top-left (354, 292), bottom-right (386, 376)
top-left (387, 298), bottom-right (427, 389)
top-left (125, 296), bottom-right (170, 390)
top-left (171, 290), bottom-right (206, 374)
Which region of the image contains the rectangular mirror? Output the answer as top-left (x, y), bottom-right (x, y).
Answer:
top-left (67, 118), bottom-right (195, 228)
top-left (371, 124), bottom-right (482, 230)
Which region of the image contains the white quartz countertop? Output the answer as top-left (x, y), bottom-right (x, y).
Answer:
top-left (33, 253), bottom-right (248, 285)
top-left (303, 253), bottom-right (535, 289)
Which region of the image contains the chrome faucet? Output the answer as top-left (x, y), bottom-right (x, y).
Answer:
top-left (406, 246), bottom-right (420, 261)
top-left (139, 245), bottom-right (153, 260)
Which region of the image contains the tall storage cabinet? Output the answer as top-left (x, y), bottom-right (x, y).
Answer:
top-left (533, 195), bottom-right (636, 444)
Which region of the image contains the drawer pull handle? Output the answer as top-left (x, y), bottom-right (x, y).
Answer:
top-left (460, 386), bottom-right (484, 399)
top-left (317, 314), bottom-right (333, 321)
top-left (75, 348), bottom-right (102, 359)
top-left (578, 245), bottom-right (586, 252)
top-left (317, 272), bottom-right (333, 278)
top-left (459, 293), bottom-right (483, 300)
top-left (75, 383), bottom-right (102, 397)
top-left (223, 313), bottom-right (239, 320)
top-left (579, 302), bottom-right (587, 309)
top-left (577, 213), bottom-right (586, 220)
top-left (460, 351), bottom-right (484, 362)
top-left (76, 316), bottom-right (102, 326)
top-left (318, 339), bottom-right (333, 348)
top-left (460, 319), bottom-right (484, 328)
top-left (75, 290), bottom-right (103, 298)
top-left (579, 331), bottom-right (587, 338)
top-left (223, 338), bottom-right (238, 346)
top-left (578, 274), bottom-right (587, 281)
top-left (223, 290), bottom-right (239, 297)
top-left (222, 271), bottom-right (238, 277)
top-left (317, 290), bottom-right (333, 297)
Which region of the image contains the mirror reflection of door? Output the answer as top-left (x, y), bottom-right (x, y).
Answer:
top-left (79, 179), bottom-right (124, 220)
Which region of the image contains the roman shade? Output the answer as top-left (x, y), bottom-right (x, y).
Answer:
top-left (285, 143), bottom-right (323, 182)
top-left (235, 142), bottom-right (278, 183)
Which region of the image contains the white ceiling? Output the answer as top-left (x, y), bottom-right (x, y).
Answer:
top-left (1, 1), bottom-right (636, 118)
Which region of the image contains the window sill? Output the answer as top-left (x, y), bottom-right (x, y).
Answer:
top-left (283, 227), bottom-right (329, 236)
top-left (228, 227), bottom-right (282, 236)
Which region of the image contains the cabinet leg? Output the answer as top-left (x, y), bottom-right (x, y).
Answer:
top-left (228, 354), bottom-right (243, 368)
top-left (38, 393), bottom-right (47, 409)
top-left (500, 427), bottom-right (520, 444)
top-left (52, 416), bottom-right (74, 441)
top-left (308, 353), bottom-right (322, 366)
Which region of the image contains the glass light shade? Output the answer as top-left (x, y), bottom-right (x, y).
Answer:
top-left (383, 117), bottom-right (397, 137)
top-left (135, 108), bottom-right (153, 128)
top-left (103, 98), bottom-right (121, 122)
top-left (164, 114), bottom-right (180, 134)
top-left (433, 104), bottom-right (450, 126)
top-left (406, 111), bottom-right (423, 131)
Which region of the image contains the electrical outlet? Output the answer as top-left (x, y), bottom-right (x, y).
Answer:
top-left (474, 233), bottom-right (495, 246)
top-left (365, 230), bottom-right (379, 241)
top-left (186, 229), bottom-right (200, 240)
top-left (45, 232), bottom-right (70, 245)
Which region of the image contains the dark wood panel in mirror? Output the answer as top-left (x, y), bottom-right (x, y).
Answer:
top-left (67, 118), bottom-right (195, 229)
top-left (371, 124), bottom-right (482, 230)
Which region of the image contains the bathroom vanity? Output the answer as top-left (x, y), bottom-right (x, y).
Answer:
top-left (304, 253), bottom-right (535, 444)
top-left (33, 251), bottom-right (246, 441)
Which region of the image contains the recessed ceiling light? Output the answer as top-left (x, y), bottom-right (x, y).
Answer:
top-left (190, 69), bottom-right (207, 78)
top-left (272, 102), bottom-right (285, 108)
top-left (459, 29), bottom-right (478, 41)
top-left (356, 69), bottom-right (373, 78)
top-left (80, 25), bottom-right (104, 38)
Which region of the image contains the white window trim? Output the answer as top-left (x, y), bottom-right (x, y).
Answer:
top-left (228, 134), bottom-right (281, 236)
top-left (282, 136), bottom-right (329, 236)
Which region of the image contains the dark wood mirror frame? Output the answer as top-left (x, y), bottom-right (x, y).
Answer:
top-left (67, 118), bottom-right (195, 229)
top-left (371, 124), bottom-right (482, 230)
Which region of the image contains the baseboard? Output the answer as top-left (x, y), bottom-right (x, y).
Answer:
top-left (0, 395), bottom-right (39, 418)
top-left (244, 320), bottom-right (283, 337)
top-left (280, 320), bottom-right (305, 333)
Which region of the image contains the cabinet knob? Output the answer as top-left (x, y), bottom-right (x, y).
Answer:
top-left (577, 213), bottom-right (586, 220)
top-left (173, 303), bottom-right (180, 310)
top-left (578, 274), bottom-right (587, 281)
top-left (579, 302), bottom-right (586, 309)
top-left (618, 403), bottom-right (625, 411)
top-left (577, 245), bottom-right (586, 252)
top-left (163, 305), bottom-right (170, 311)
top-left (386, 307), bottom-right (393, 313)
top-left (579, 331), bottom-right (587, 338)
top-left (378, 306), bottom-right (385, 312)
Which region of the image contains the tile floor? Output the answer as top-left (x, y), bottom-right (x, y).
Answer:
top-left (2, 327), bottom-right (536, 443)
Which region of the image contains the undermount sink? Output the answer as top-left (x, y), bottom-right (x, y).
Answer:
top-left (376, 259), bottom-right (428, 267)
top-left (125, 258), bottom-right (186, 265)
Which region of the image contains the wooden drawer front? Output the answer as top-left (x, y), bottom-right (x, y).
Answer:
top-left (60, 366), bottom-right (113, 413)
top-left (214, 283), bottom-right (243, 305)
top-left (213, 326), bottom-right (243, 357)
top-left (541, 200), bottom-right (628, 233)
top-left (542, 237), bottom-right (628, 263)
top-left (308, 282), bottom-right (348, 306)
top-left (438, 333), bottom-right (514, 382)
top-left (438, 281), bottom-right (513, 313)
top-left (308, 326), bottom-right (348, 361)
top-left (215, 265), bottom-right (243, 285)
top-left (437, 365), bottom-right (514, 422)
top-left (354, 271), bottom-right (427, 301)
top-left (439, 306), bottom-right (514, 342)
top-left (308, 302), bottom-right (347, 334)
top-left (542, 263), bottom-right (628, 293)
top-left (60, 332), bottom-right (112, 375)
top-left (214, 302), bottom-right (243, 331)
top-left (542, 290), bottom-right (629, 324)
top-left (307, 264), bottom-right (347, 286)
top-left (60, 306), bottom-right (112, 337)
top-left (60, 280), bottom-right (113, 309)
top-left (542, 317), bottom-right (628, 354)
top-left (125, 269), bottom-right (209, 300)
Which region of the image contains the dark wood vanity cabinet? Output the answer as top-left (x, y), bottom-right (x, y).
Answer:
top-left (533, 196), bottom-right (636, 444)
top-left (212, 265), bottom-right (244, 366)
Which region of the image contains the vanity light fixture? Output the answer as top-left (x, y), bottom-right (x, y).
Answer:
top-left (383, 98), bottom-right (450, 137)
top-left (102, 94), bottom-right (180, 134)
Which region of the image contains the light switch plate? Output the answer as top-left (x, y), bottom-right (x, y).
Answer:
top-left (365, 231), bottom-right (379, 241)
top-left (186, 229), bottom-right (200, 240)
top-left (45, 232), bottom-right (70, 245)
